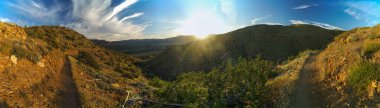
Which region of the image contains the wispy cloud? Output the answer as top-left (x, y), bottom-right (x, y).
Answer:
top-left (293, 4), bottom-right (318, 10)
top-left (290, 20), bottom-right (344, 30)
top-left (6, 0), bottom-right (63, 23)
top-left (0, 18), bottom-right (12, 22)
top-left (220, 0), bottom-right (237, 23)
top-left (68, 0), bottom-right (147, 41)
top-left (345, 1), bottom-right (380, 25)
top-left (251, 15), bottom-right (272, 25)
top-left (4, 0), bottom-right (147, 41)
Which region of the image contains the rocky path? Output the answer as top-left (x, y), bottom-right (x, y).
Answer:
top-left (57, 57), bottom-right (80, 108)
top-left (290, 53), bottom-right (320, 108)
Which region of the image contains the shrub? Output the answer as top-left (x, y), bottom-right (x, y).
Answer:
top-left (77, 50), bottom-right (101, 69)
top-left (363, 43), bottom-right (380, 56)
top-left (0, 42), bottom-right (12, 53)
top-left (12, 45), bottom-right (28, 59)
top-left (347, 61), bottom-right (380, 93)
top-left (11, 44), bottom-right (40, 62)
top-left (368, 34), bottom-right (380, 39)
top-left (155, 57), bottom-right (275, 107)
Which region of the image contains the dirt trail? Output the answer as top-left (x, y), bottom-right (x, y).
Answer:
top-left (57, 57), bottom-right (80, 108)
top-left (290, 53), bottom-right (320, 108)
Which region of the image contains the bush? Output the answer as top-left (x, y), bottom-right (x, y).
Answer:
top-left (12, 45), bottom-right (28, 58)
top-left (155, 57), bottom-right (275, 107)
top-left (11, 44), bottom-right (41, 63)
top-left (363, 43), bottom-right (380, 56)
top-left (347, 61), bottom-right (380, 93)
top-left (77, 50), bottom-right (101, 69)
top-left (368, 34), bottom-right (380, 39)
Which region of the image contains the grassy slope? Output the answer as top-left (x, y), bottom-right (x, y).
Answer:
top-left (0, 22), bottom-right (149, 107)
top-left (146, 24), bottom-right (343, 80)
top-left (313, 24), bottom-right (380, 107)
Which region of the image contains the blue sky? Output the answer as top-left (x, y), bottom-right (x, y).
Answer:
top-left (0, 0), bottom-right (379, 41)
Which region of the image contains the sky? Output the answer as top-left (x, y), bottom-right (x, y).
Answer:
top-left (0, 0), bottom-right (379, 41)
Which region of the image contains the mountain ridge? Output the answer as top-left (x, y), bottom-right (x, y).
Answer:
top-left (145, 24), bottom-right (343, 80)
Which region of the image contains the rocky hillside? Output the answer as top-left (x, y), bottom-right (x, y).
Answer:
top-left (0, 22), bottom-right (149, 107)
top-left (145, 24), bottom-right (343, 80)
top-left (312, 24), bottom-right (380, 107)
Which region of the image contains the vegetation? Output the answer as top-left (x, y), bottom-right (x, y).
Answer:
top-left (362, 42), bottom-right (380, 56)
top-left (146, 24), bottom-right (342, 80)
top-left (77, 50), bottom-right (101, 69)
top-left (152, 57), bottom-right (275, 107)
top-left (347, 61), bottom-right (380, 93)
top-left (368, 34), bottom-right (380, 39)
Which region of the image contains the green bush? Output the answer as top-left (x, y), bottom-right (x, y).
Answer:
top-left (347, 61), bottom-right (380, 93)
top-left (11, 44), bottom-right (41, 63)
top-left (154, 57), bottom-right (275, 107)
top-left (363, 43), bottom-right (380, 56)
top-left (78, 50), bottom-right (101, 69)
top-left (368, 34), bottom-right (380, 39)
top-left (12, 45), bottom-right (28, 58)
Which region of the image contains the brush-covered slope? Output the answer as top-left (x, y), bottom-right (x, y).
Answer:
top-left (0, 22), bottom-right (149, 107)
top-left (313, 24), bottom-right (380, 107)
top-left (93, 36), bottom-right (197, 55)
top-left (145, 24), bottom-right (343, 80)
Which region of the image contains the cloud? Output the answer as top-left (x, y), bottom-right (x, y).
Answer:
top-left (259, 23), bottom-right (283, 25)
top-left (5, 0), bottom-right (147, 41)
top-left (68, 0), bottom-right (147, 41)
top-left (6, 0), bottom-right (63, 23)
top-left (0, 18), bottom-right (12, 22)
top-left (345, 1), bottom-right (380, 25)
top-left (290, 20), bottom-right (344, 30)
top-left (251, 15), bottom-right (272, 25)
top-left (344, 9), bottom-right (360, 20)
top-left (220, 0), bottom-right (237, 23)
top-left (293, 4), bottom-right (318, 10)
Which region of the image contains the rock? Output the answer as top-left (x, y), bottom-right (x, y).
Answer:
top-left (10, 55), bottom-right (17, 65)
top-left (37, 61), bottom-right (44, 67)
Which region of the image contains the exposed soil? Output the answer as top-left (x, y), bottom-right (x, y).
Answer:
top-left (57, 57), bottom-right (80, 108)
top-left (290, 52), bottom-right (320, 108)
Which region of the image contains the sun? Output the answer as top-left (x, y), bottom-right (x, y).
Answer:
top-left (177, 10), bottom-right (230, 39)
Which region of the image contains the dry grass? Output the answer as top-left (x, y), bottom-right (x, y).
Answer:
top-left (266, 50), bottom-right (316, 107)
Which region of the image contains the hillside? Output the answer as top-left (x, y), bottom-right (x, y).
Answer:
top-left (145, 24), bottom-right (343, 80)
top-left (92, 36), bottom-right (197, 56)
top-left (310, 24), bottom-right (380, 107)
top-left (0, 22), bottom-right (149, 107)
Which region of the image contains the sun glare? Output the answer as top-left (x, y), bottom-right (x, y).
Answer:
top-left (178, 10), bottom-right (230, 39)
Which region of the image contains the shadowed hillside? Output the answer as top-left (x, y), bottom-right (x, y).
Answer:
top-left (0, 22), bottom-right (149, 107)
top-left (92, 36), bottom-right (197, 56)
top-left (145, 24), bottom-right (343, 80)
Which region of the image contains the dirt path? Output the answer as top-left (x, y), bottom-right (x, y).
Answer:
top-left (57, 57), bottom-right (80, 108)
top-left (290, 53), bottom-right (320, 108)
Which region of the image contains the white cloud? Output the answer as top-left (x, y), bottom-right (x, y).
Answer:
top-left (290, 20), bottom-right (344, 30)
top-left (259, 23), bottom-right (283, 25)
top-left (345, 1), bottom-right (380, 25)
top-left (68, 0), bottom-right (147, 41)
top-left (293, 4), bottom-right (318, 10)
top-left (6, 0), bottom-right (62, 23)
top-left (0, 18), bottom-right (12, 22)
top-left (344, 9), bottom-right (360, 20)
top-left (5, 0), bottom-right (147, 41)
top-left (220, 0), bottom-right (237, 23)
top-left (251, 15), bottom-right (272, 25)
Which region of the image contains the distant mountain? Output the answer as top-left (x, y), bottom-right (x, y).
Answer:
top-left (92, 36), bottom-right (198, 55)
top-left (144, 24), bottom-right (343, 80)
